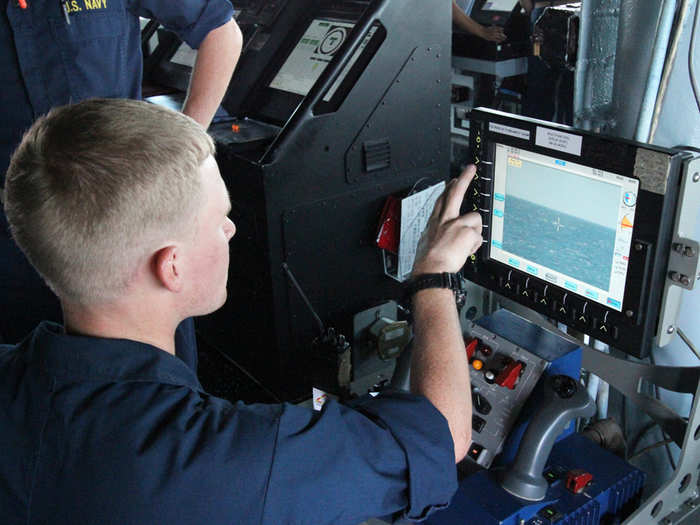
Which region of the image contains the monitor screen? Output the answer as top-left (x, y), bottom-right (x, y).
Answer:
top-left (481, 0), bottom-right (519, 11)
top-left (488, 143), bottom-right (639, 312)
top-left (269, 19), bottom-right (355, 96)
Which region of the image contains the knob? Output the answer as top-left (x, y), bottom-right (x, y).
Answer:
top-left (472, 391), bottom-right (492, 415)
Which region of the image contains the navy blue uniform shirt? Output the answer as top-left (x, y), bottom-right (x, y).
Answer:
top-left (1, 0), bottom-right (234, 185)
top-left (0, 322), bottom-right (458, 524)
top-left (0, 0), bottom-right (233, 353)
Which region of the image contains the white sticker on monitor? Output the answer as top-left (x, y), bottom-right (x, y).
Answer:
top-left (535, 127), bottom-right (583, 156)
top-left (489, 122), bottom-right (530, 141)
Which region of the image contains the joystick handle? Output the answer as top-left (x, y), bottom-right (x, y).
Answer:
top-left (500, 375), bottom-right (596, 501)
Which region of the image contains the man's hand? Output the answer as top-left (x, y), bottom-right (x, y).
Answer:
top-left (480, 25), bottom-right (507, 43)
top-left (412, 166), bottom-right (483, 277)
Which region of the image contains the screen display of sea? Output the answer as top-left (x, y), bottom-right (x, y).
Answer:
top-left (489, 143), bottom-right (639, 311)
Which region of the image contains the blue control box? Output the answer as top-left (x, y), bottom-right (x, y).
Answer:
top-left (428, 433), bottom-right (645, 525)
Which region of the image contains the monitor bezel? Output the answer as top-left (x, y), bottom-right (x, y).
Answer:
top-left (464, 107), bottom-right (683, 357)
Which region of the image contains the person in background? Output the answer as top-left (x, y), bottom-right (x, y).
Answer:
top-left (0, 0), bottom-right (243, 370)
top-left (452, 0), bottom-right (507, 43)
top-left (1, 98), bottom-right (482, 524)
top-left (519, 0), bottom-right (575, 123)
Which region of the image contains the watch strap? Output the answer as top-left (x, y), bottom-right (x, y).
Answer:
top-left (405, 272), bottom-right (463, 297)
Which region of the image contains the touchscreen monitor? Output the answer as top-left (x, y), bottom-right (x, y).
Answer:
top-left (488, 143), bottom-right (639, 312)
top-left (269, 19), bottom-right (355, 96)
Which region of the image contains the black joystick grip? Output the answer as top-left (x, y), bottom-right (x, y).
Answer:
top-left (500, 375), bottom-right (596, 501)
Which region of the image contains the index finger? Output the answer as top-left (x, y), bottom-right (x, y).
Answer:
top-left (442, 165), bottom-right (476, 219)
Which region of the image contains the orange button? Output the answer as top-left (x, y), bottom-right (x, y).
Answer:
top-left (232, 124), bottom-right (241, 133)
top-left (472, 359), bottom-right (484, 371)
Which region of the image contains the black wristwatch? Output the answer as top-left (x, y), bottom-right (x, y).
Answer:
top-left (405, 272), bottom-right (466, 304)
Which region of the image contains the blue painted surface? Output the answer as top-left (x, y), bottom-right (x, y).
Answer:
top-left (428, 433), bottom-right (645, 525)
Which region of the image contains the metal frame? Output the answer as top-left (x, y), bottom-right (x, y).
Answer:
top-left (582, 348), bottom-right (700, 524)
top-left (657, 156), bottom-right (700, 347)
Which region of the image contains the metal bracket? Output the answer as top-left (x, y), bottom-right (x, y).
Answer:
top-left (657, 155), bottom-right (700, 347)
top-left (580, 347), bottom-right (700, 524)
top-left (668, 238), bottom-right (699, 290)
top-left (582, 349), bottom-right (700, 447)
top-left (622, 373), bottom-right (700, 525)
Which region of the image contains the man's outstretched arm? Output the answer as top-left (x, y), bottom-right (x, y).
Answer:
top-left (410, 166), bottom-right (483, 462)
top-left (183, 18), bottom-right (243, 128)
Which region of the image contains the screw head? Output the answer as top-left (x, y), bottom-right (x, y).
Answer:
top-left (667, 325), bottom-right (675, 334)
top-left (625, 310), bottom-right (635, 318)
top-left (635, 243), bottom-right (644, 252)
top-left (693, 172), bottom-right (700, 183)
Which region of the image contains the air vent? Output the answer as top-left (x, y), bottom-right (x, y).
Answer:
top-left (363, 138), bottom-right (391, 173)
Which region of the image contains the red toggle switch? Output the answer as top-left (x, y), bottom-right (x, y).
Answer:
top-left (465, 338), bottom-right (479, 361)
top-left (495, 361), bottom-right (523, 389)
top-left (566, 469), bottom-right (593, 494)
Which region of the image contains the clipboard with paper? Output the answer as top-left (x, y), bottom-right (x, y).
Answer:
top-left (380, 181), bottom-right (446, 282)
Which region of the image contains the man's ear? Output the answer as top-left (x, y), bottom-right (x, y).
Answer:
top-left (153, 245), bottom-right (183, 293)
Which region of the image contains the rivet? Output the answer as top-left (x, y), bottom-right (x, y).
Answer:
top-left (667, 325), bottom-right (675, 334)
top-left (693, 172), bottom-right (699, 183)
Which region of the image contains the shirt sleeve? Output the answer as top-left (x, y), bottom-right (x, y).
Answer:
top-left (261, 391), bottom-right (457, 524)
top-left (129, 0), bottom-right (235, 49)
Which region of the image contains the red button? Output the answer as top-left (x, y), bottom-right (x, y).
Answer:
top-left (566, 470), bottom-right (593, 494)
top-left (495, 361), bottom-right (523, 389)
top-left (465, 338), bottom-right (479, 361)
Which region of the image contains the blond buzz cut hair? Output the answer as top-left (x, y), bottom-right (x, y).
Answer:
top-left (3, 98), bottom-right (215, 305)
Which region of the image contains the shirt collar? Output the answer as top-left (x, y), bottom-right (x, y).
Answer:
top-left (23, 321), bottom-right (203, 391)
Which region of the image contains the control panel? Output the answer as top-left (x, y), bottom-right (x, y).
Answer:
top-left (464, 320), bottom-right (549, 468)
top-left (429, 433), bottom-right (646, 525)
top-left (465, 108), bottom-right (691, 358)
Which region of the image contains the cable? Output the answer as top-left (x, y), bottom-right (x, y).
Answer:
top-left (672, 145), bottom-right (700, 153)
top-left (626, 420), bottom-right (658, 461)
top-left (282, 263), bottom-right (325, 336)
top-left (630, 437), bottom-right (676, 461)
top-left (211, 345), bottom-right (282, 403)
top-left (650, 352), bottom-right (678, 470)
top-left (690, 0), bottom-right (700, 113)
top-left (677, 327), bottom-right (700, 360)
top-left (648, 0), bottom-right (692, 142)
